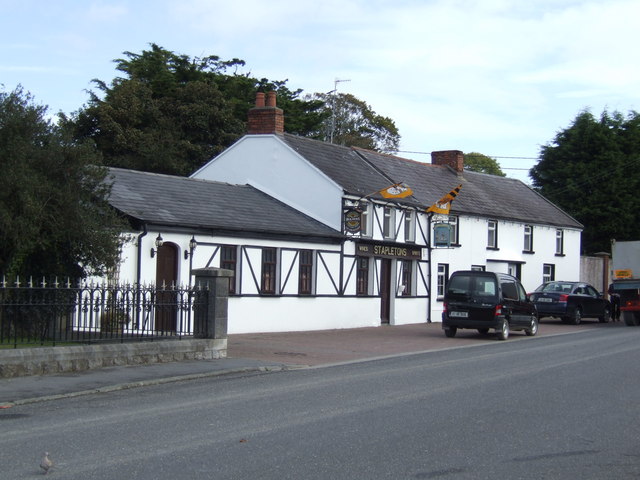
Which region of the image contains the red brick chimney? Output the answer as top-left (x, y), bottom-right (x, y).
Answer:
top-left (247, 91), bottom-right (284, 134)
top-left (431, 150), bottom-right (464, 173)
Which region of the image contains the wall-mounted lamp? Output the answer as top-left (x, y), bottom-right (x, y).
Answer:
top-left (150, 234), bottom-right (164, 258)
top-left (184, 236), bottom-right (198, 259)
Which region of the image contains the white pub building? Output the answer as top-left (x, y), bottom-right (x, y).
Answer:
top-left (105, 92), bottom-right (582, 333)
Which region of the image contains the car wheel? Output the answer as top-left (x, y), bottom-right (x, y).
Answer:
top-left (599, 306), bottom-right (611, 323)
top-left (477, 328), bottom-right (489, 335)
top-left (525, 315), bottom-right (538, 336)
top-left (569, 308), bottom-right (582, 325)
top-left (623, 311), bottom-right (640, 326)
top-left (444, 327), bottom-right (457, 338)
top-left (496, 319), bottom-right (509, 340)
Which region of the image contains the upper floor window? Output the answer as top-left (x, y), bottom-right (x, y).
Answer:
top-left (383, 206), bottom-right (395, 239)
top-left (298, 250), bottom-right (313, 295)
top-left (356, 257), bottom-right (369, 296)
top-left (261, 248), bottom-right (278, 294)
top-left (404, 210), bottom-right (416, 243)
top-left (360, 202), bottom-right (372, 237)
top-left (555, 229), bottom-right (564, 255)
top-left (449, 216), bottom-right (459, 245)
top-left (487, 220), bottom-right (498, 249)
top-left (221, 245), bottom-right (237, 295)
top-left (523, 225), bottom-right (533, 253)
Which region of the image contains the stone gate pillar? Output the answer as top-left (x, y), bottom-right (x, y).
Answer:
top-left (192, 268), bottom-right (233, 339)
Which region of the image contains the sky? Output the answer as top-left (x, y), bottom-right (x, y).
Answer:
top-left (2, 0), bottom-right (639, 184)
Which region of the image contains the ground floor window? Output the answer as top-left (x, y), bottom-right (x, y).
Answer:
top-left (437, 263), bottom-right (449, 298)
top-left (298, 250), bottom-right (313, 295)
top-left (221, 245), bottom-right (237, 294)
top-left (543, 263), bottom-right (555, 283)
top-left (356, 257), bottom-right (369, 296)
top-left (261, 248), bottom-right (278, 294)
top-left (400, 260), bottom-right (413, 296)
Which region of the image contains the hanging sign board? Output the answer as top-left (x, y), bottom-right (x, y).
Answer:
top-left (434, 223), bottom-right (452, 247)
top-left (344, 207), bottom-right (362, 233)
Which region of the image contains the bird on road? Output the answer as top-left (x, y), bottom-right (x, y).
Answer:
top-left (40, 452), bottom-right (53, 475)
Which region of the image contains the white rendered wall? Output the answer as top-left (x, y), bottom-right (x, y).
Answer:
top-left (429, 215), bottom-right (582, 322)
top-left (191, 135), bottom-right (344, 230)
top-left (113, 232), bottom-right (139, 284)
top-left (114, 231), bottom-right (197, 286)
top-left (108, 215), bottom-right (580, 332)
top-left (518, 225), bottom-right (581, 289)
top-left (393, 298), bottom-right (428, 325)
top-left (227, 297), bottom-right (381, 333)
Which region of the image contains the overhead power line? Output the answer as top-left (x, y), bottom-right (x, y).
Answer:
top-left (396, 150), bottom-right (540, 161)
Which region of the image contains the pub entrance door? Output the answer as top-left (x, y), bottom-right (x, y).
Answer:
top-left (380, 258), bottom-right (391, 324)
top-left (155, 243), bottom-right (178, 332)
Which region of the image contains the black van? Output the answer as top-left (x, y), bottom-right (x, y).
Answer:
top-left (442, 270), bottom-right (538, 340)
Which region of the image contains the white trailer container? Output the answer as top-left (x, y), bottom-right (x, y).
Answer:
top-left (611, 240), bottom-right (640, 326)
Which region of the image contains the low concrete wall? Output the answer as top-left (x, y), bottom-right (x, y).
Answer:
top-left (0, 339), bottom-right (227, 378)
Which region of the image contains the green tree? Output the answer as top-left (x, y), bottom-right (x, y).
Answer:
top-left (464, 152), bottom-right (506, 176)
top-left (529, 109), bottom-right (640, 254)
top-left (0, 86), bottom-right (125, 278)
top-left (306, 92), bottom-right (400, 153)
top-left (64, 44), bottom-right (327, 176)
top-left (63, 45), bottom-right (244, 176)
top-left (65, 44), bottom-right (401, 173)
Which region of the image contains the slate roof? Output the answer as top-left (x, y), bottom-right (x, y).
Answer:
top-left (279, 134), bottom-right (396, 198)
top-left (105, 167), bottom-right (343, 240)
top-left (279, 134), bottom-right (582, 229)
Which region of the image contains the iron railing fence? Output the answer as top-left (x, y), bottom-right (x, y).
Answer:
top-left (0, 277), bottom-right (209, 348)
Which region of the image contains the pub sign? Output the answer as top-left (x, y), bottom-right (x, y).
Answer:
top-left (433, 223), bottom-right (451, 247)
top-left (356, 241), bottom-right (423, 260)
top-left (344, 207), bottom-right (362, 233)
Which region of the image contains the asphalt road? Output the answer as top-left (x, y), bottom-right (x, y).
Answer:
top-left (2, 327), bottom-right (640, 479)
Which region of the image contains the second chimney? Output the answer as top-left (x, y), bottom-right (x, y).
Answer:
top-left (247, 91), bottom-right (284, 135)
top-left (431, 150), bottom-right (464, 173)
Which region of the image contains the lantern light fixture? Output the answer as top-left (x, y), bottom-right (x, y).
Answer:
top-left (184, 236), bottom-right (198, 259)
top-left (150, 234), bottom-right (164, 258)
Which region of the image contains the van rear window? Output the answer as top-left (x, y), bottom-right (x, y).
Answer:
top-left (447, 275), bottom-right (497, 299)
